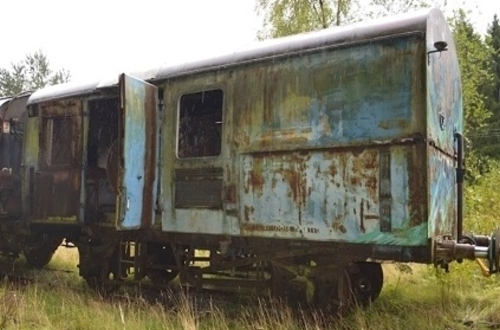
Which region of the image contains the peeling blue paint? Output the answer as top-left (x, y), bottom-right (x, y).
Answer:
top-left (355, 222), bottom-right (428, 246)
top-left (118, 74), bottom-right (157, 230)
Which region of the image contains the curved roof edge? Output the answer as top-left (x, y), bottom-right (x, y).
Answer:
top-left (0, 97), bottom-right (12, 108)
top-left (27, 69), bottom-right (159, 106)
top-left (27, 80), bottom-right (100, 106)
top-left (154, 8), bottom-right (436, 81)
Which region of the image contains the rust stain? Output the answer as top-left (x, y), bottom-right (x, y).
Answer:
top-left (141, 82), bottom-right (158, 228)
top-left (244, 205), bottom-right (254, 222)
top-left (348, 149), bottom-right (379, 200)
top-left (366, 177), bottom-right (378, 198)
top-left (249, 170), bottom-right (265, 192)
top-left (72, 172), bottom-right (79, 190)
top-left (360, 199), bottom-right (365, 233)
top-left (262, 71), bottom-right (279, 125)
top-left (408, 145), bottom-right (427, 226)
top-left (329, 163), bottom-right (338, 177)
top-left (283, 160), bottom-right (307, 206)
top-left (52, 171), bottom-right (69, 183)
top-left (332, 221), bottom-right (347, 234)
top-left (364, 149), bottom-right (378, 169)
top-left (234, 130), bottom-right (250, 149)
top-left (258, 133), bottom-right (274, 150)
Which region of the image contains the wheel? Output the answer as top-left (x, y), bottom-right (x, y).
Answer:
top-left (83, 267), bottom-right (121, 295)
top-left (23, 236), bottom-right (62, 269)
top-left (148, 269), bottom-right (178, 285)
top-left (147, 244), bottom-right (179, 285)
top-left (270, 261), bottom-right (300, 304)
top-left (350, 262), bottom-right (383, 306)
top-left (78, 243), bottom-right (121, 295)
top-left (270, 257), bottom-right (354, 314)
top-left (313, 267), bottom-right (353, 314)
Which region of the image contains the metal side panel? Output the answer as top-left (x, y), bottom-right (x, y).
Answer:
top-left (240, 146), bottom-right (428, 246)
top-left (427, 147), bottom-right (456, 239)
top-left (116, 74), bottom-right (158, 230)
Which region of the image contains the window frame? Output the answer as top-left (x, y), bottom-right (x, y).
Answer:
top-left (175, 88), bottom-right (224, 160)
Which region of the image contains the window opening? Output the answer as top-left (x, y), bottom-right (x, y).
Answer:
top-left (42, 116), bottom-right (72, 166)
top-left (178, 89), bottom-right (223, 158)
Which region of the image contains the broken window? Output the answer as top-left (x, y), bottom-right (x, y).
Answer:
top-left (177, 89), bottom-right (223, 158)
top-left (42, 116), bottom-right (73, 166)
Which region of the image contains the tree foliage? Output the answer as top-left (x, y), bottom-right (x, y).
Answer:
top-left (464, 13), bottom-right (500, 167)
top-left (447, 10), bottom-right (495, 181)
top-left (0, 50), bottom-right (70, 97)
top-left (255, 0), bottom-right (446, 39)
top-left (485, 14), bottom-right (500, 127)
top-left (255, 0), bottom-right (349, 39)
top-left (451, 10), bottom-right (492, 136)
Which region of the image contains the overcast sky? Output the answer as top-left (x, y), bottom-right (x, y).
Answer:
top-left (0, 0), bottom-right (498, 83)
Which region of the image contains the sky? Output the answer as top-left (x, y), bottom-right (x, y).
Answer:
top-left (0, 0), bottom-right (499, 84)
top-left (0, 0), bottom-right (261, 83)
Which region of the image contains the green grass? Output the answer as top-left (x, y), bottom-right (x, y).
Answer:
top-left (1, 262), bottom-right (499, 330)
top-left (1, 162), bottom-right (500, 329)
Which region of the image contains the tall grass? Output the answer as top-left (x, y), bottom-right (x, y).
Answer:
top-left (1, 262), bottom-right (499, 330)
top-left (1, 163), bottom-right (500, 329)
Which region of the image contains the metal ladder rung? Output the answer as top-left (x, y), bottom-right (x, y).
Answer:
top-left (118, 240), bottom-right (146, 280)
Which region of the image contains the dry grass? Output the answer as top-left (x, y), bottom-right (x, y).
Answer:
top-left (0, 252), bottom-right (497, 330)
top-left (1, 163), bottom-right (500, 329)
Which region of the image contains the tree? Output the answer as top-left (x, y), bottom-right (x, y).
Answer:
top-left (256, 0), bottom-right (350, 39)
top-left (485, 14), bottom-right (500, 128)
top-left (0, 50), bottom-right (70, 97)
top-left (255, 0), bottom-right (446, 39)
top-left (358, 0), bottom-right (446, 18)
top-left (447, 9), bottom-right (498, 181)
top-left (451, 9), bottom-right (492, 136)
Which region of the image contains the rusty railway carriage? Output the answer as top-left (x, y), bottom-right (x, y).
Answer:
top-left (1, 8), bottom-right (499, 310)
top-left (0, 93), bottom-right (29, 220)
top-left (0, 92), bottom-right (63, 266)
